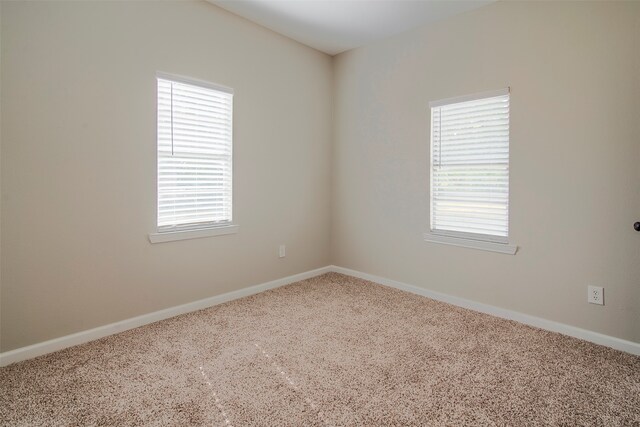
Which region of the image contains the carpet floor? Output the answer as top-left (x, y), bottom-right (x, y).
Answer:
top-left (1, 273), bottom-right (639, 426)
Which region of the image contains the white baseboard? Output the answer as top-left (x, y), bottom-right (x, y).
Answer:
top-left (2, 264), bottom-right (638, 367)
top-left (0, 266), bottom-right (332, 367)
top-left (330, 265), bottom-right (640, 356)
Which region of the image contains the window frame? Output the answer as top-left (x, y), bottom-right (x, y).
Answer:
top-left (424, 88), bottom-right (517, 255)
top-left (149, 72), bottom-right (238, 244)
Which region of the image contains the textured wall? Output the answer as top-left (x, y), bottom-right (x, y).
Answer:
top-left (332, 1), bottom-right (640, 342)
top-left (1, 1), bottom-right (333, 351)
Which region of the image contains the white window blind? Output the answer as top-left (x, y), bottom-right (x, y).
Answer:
top-left (430, 89), bottom-right (510, 243)
top-left (156, 74), bottom-right (233, 231)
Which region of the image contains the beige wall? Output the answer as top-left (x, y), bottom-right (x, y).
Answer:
top-left (332, 1), bottom-right (640, 342)
top-left (0, 0), bottom-right (3, 347)
top-left (0, 1), bottom-right (333, 351)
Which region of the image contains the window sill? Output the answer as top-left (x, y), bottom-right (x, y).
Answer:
top-left (149, 224), bottom-right (239, 244)
top-left (423, 233), bottom-right (517, 255)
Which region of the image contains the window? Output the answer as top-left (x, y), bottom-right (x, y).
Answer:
top-left (426, 88), bottom-right (516, 254)
top-left (151, 73), bottom-right (236, 243)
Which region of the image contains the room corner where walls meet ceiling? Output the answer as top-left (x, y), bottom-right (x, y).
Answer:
top-left (208, 0), bottom-right (495, 55)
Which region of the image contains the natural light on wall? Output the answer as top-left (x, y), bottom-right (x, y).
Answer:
top-left (426, 88), bottom-right (515, 254)
top-left (156, 74), bottom-right (234, 234)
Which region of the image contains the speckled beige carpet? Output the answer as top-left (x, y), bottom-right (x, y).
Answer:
top-left (1, 273), bottom-right (639, 426)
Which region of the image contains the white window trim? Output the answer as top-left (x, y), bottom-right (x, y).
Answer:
top-left (151, 72), bottom-right (237, 243)
top-left (423, 232), bottom-right (517, 255)
top-left (149, 224), bottom-right (239, 244)
top-left (155, 71), bottom-right (234, 96)
top-left (429, 87), bottom-right (509, 108)
top-left (426, 87), bottom-right (517, 254)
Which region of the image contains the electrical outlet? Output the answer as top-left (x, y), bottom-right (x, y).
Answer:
top-left (588, 286), bottom-right (604, 305)
top-left (279, 245), bottom-right (286, 258)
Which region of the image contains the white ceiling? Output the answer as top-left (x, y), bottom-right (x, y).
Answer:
top-left (209, 0), bottom-right (495, 56)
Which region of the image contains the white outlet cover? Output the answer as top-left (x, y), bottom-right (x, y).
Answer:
top-left (588, 286), bottom-right (604, 305)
